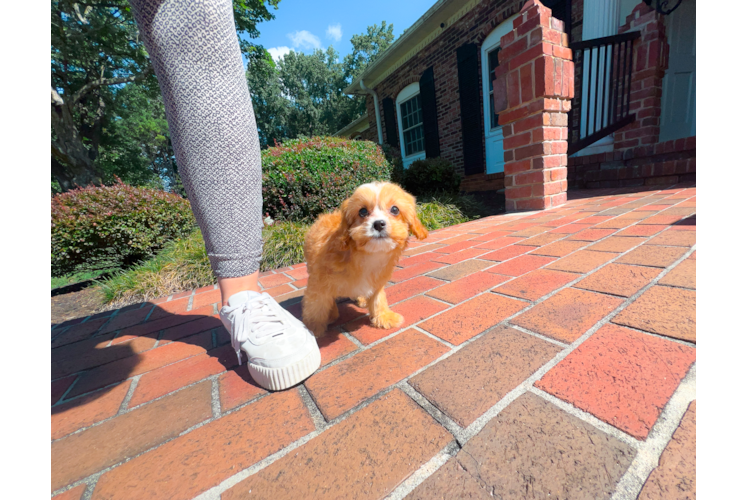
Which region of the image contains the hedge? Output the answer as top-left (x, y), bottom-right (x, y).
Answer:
top-left (51, 181), bottom-right (195, 277)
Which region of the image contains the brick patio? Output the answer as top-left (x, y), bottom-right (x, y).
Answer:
top-left (51, 184), bottom-right (696, 500)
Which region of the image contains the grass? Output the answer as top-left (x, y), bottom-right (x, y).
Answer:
top-left (416, 192), bottom-right (483, 230)
top-left (95, 197), bottom-right (485, 307)
top-left (52, 269), bottom-right (111, 290)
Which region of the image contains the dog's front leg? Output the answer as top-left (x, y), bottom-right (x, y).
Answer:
top-left (302, 288), bottom-right (335, 338)
top-left (368, 287), bottom-right (404, 330)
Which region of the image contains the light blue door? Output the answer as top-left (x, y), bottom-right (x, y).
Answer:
top-left (660, 0), bottom-right (696, 142)
top-left (481, 15), bottom-right (517, 174)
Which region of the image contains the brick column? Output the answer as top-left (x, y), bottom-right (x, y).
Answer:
top-left (614, 3), bottom-right (669, 150)
top-left (494, 0), bottom-right (574, 212)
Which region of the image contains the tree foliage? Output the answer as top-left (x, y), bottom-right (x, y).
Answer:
top-left (247, 22), bottom-right (394, 148)
top-left (51, 0), bottom-right (280, 192)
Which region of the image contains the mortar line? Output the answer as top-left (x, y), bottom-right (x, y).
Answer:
top-left (510, 324), bottom-right (569, 348)
top-left (117, 374), bottom-right (141, 415)
top-left (339, 329), bottom-right (365, 349)
top-left (296, 384), bottom-right (327, 430)
top-left (210, 376), bottom-right (221, 419)
top-left (384, 441), bottom-right (461, 500)
top-left (529, 386), bottom-right (642, 450)
top-left (397, 381), bottom-right (464, 439)
top-left (609, 322), bottom-right (696, 347)
top-left (610, 363), bottom-right (696, 500)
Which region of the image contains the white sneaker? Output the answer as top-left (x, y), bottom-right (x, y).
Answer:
top-left (219, 291), bottom-right (321, 391)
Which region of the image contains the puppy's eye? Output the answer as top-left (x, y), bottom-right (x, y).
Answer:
top-left (390, 206), bottom-right (400, 215)
top-left (358, 208), bottom-right (368, 218)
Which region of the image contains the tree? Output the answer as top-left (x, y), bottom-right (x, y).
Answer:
top-left (51, 0), bottom-right (280, 192)
top-left (343, 21), bottom-right (395, 81)
top-left (96, 83), bottom-right (182, 193)
top-left (247, 22), bottom-right (395, 148)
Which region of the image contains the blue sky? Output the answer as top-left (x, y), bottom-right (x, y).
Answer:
top-left (243, 0), bottom-right (437, 63)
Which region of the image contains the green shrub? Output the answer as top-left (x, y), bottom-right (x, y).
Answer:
top-left (262, 136), bottom-right (391, 222)
top-left (380, 143), bottom-right (404, 186)
top-left (416, 193), bottom-right (482, 231)
top-left (51, 180), bottom-right (195, 277)
top-left (402, 157), bottom-right (461, 196)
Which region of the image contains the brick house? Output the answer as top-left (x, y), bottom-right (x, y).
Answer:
top-left (338, 0), bottom-right (695, 210)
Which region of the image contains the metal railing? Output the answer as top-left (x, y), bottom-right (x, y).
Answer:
top-left (568, 31), bottom-right (640, 155)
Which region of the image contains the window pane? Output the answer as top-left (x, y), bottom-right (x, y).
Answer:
top-left (488, 48), bottom-right (501, 129)
top-left (400, 93), bottom-right (425, 156)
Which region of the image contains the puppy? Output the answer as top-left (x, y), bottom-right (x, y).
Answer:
top-left (302, 182), bottom-right (428, 337)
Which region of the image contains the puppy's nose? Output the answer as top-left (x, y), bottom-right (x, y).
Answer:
top-left (373, 220), bottom-right (386, 232)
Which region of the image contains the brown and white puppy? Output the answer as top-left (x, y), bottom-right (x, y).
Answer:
top-left (302, 182), bottom-right (428, 337)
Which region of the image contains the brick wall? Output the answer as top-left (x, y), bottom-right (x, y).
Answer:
top-left (494, 0), bottom-right (573, 211)
top-left (613, 3), bottom-right (669, 150)
top-left (565, 2), bottom-right (696, 189)
top-left (365, 0), bottom-right (527, 192)
top-left (568, 136), bottom-right (695, 189)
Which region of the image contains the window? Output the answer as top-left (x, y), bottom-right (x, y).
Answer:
top-left (396, 82), bottom-right (426, 168)
top-left (400, 94), bottom-right (424, 156)
top-left (487, 48), bottom-right (501, 129)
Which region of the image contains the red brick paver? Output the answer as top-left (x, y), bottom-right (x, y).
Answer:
top-left (223, 390), bottom-right (452, 499)
top-left (51, 185), bottom-right (697, 500)
top-left (536, 324), bottom-right (695, 439)
top-left (92, 389), bottom-right (314, 500)
top-left (613, 286), bottom-right (696, 342)
top-left (410, 326), bottom-right (561, 427)
top-left (512, 288), bottom-right (622, 343)
top-left (305, 329), bottom-right (448, 420)
top-left (420, 293), bottom-right (526, 345)
top-left (638, 401), bottom-right (696, 499)
top-left (52, 382), bottom-right (212, 492)
top-left (408, 393), bottom-right (635, 499)
top-left (52, 382), bottom-right (131, 440)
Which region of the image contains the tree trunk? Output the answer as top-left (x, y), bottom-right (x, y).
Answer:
top-left (51, 99), bottom-right (103, 191)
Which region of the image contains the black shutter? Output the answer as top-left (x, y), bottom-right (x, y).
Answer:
top-left (456, 43), bottom-right (484, 176)
top-left (382, 98), bottom-right (398, 148)
top-left (419, 67), bottom-right (440, 158)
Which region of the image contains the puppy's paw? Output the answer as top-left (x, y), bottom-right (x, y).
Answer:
top-left (371, 311), bottom-right (404, 330)
top-left (306, 322), bottom-right (328, 338)
top-left (354, 296), bottom-right (368, 308)
top-left (302, 315), bottom-right (330, 338)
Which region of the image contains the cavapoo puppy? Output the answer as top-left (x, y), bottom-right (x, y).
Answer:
top-left (302, 182), bottom-right (428, 337)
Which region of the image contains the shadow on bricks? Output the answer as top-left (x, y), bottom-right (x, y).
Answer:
top-left (51, 302), bottom-right (264, 417)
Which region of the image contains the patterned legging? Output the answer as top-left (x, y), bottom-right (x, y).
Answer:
top-left (129, 0), bottom-right (263, 278)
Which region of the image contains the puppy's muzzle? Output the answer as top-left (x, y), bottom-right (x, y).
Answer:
top-left (372, 219), bottom-right (388, 237)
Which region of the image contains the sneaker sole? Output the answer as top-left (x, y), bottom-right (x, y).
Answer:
top-left (248, 345), bottom-right (322, 391)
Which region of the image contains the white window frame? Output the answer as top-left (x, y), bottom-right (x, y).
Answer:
top-left (395, 82), bottom-right (426, 169)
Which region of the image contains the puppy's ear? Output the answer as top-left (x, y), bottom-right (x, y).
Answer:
top-left (333, 198), bottom-right (354, 251)
top-left (404, 201), bottom-right (429, 240)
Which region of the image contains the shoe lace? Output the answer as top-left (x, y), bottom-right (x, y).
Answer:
top-left (222, 294), bottom-right (286, 365)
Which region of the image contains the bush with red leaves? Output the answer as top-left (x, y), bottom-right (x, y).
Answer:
top-left (51, 180), bottom-right (195, 277)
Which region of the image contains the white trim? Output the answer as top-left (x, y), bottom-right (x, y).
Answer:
top-left (481, 15), bottom-right (518, 174)
top-left (396, 83), bottom-right (426, 168)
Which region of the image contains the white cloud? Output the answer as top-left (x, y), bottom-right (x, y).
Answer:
top-left (267, 46), bottom-right (291, 62)
top-left (287, 30), bottom-right (321, 50)
top-left (326, 24), bottom-right (342, 42)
